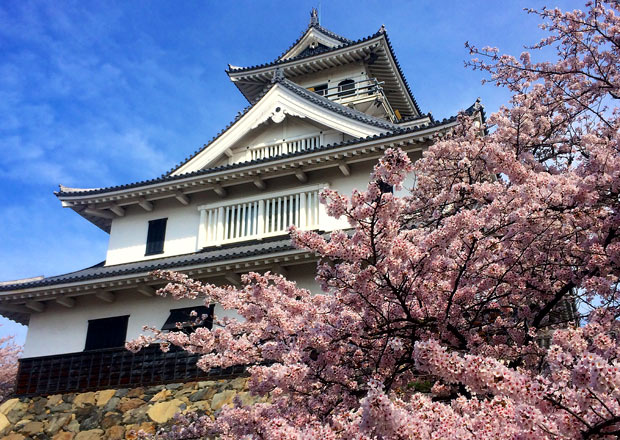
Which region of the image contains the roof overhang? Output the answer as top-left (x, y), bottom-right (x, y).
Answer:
top-left (55, 119), bottom-right (455, 231)
top-left (227, 33), bottom-right (421, 118)
top-left (0, 243), bottom-right (316, 325)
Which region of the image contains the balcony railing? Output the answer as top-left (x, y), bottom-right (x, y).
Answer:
top-left (317, 78), bottom-right (398, 122)
top-left (197, 185), bottom-right (325, 248)
top-left (15, 345), bottom-right (246, 397)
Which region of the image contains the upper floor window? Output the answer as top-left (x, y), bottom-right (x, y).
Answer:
top-left (338, 79), bottom-right (355, 97)
top-left (145, 218), bottom-right (167, 255)
top-left (84, 315), bottom-right (129, 351)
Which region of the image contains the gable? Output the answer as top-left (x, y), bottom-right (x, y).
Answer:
top-left (279, 27), bottom-right (346, 61)
top-left (170, 80), bottom-right (394, 176)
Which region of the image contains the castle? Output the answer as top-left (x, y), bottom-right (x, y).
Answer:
top-left (0, 9), bottom-right (481, 398)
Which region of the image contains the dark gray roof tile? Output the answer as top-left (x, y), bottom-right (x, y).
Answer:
top-left (0, 236), bottom-right (297, 292)
top-left (227, 31), bottom-right (382, 74)
top-left (227, 29), bottom-right (422, 118)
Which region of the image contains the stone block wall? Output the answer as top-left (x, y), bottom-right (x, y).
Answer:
top-left (0, 377), bottom-right (253, 440)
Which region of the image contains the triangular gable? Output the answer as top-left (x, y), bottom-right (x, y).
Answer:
top-left (171, 79), bottom-right (394, 176)
top-left (277, 9), bottom-right (351, 61)
top-left (279, 26), bottom-right (348, 61)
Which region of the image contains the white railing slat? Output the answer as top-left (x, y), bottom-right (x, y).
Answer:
top-left (242, 134), bottom-right (320, 164)
top-left (198, 185), bottom-right (325, 247)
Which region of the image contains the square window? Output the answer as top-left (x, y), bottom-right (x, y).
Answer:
top-left (145, 218), bottom-right (167, 255)
top-left (84, 315), bottom-right (129, 351)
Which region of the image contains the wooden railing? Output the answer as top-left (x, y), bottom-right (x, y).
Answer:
top-left (15, 345), bottom-right (245, 397)
top-left (197, 185), bottom-right (325, 248)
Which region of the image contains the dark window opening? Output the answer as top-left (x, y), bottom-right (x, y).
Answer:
top-left (338, 79), bottom-right (355, 97)
top-left (378, 180), bottom-right (394, 194)
top-left (162, 305), bottom-right (215, 334)
top-left (311, 84), bottom-right (328, 96)
top-left (145, 218), bottom-right (167, 255)
top-left (84, 315), bottom-right (129, 351)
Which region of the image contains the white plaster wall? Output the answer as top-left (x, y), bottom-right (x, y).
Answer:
top-left (227, 117), bottom-right (342, 164)
top-left (23, 264), bottom-right (320, 358)
top-left (23, 291), bottom-right (205, 358)
top-left (105, 161), bottom-right (377, 266)
top-left (208, 119), bottom-right (349, 168)
top-left (106, 198), bottom-right (199, 266)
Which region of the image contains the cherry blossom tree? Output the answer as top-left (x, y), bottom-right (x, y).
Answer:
top-left (0, 333), bottom-right (21, 401)
top-left (130, 1), bottom-right (620, 438)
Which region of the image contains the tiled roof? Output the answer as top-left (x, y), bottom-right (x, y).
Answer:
top-left (381, 31), bottom-right (422, 117)
top-left (227, 29), bottom-right (422, 117)
top-left (56, 77), bottom-right (410, 198)
top-left (280, 78), bottom-right (399, 130)
top-left (227, 30), bottom-right (383, 74)
top-left (165, 76), bottom-right (397, 174)
top-left (275, 22), bottom-right (352, 62)
top-left (0, 236), bottom-right (298, 292)
top-left (309, 23), bottom-right (353, 44)
top-left (55, 113), bottom-right (458, 198)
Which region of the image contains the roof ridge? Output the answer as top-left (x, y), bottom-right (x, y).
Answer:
top-left (227, 30), bottom-right (382, 74)
top-left (225, 29), bottom-right (422, 116)
top-left (167, 75), bottom-right (394, 176)
top-left (164, 79), bottom-right (280, 175)
top-left (271, 11), bottom-right (353, 63)
top-left (310, 23), bottom-right (353, 44)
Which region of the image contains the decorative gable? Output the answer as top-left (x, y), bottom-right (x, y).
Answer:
top-left (279, 27), bottom-right (345, 61)
top-left (170, 78), bottom-right (395, 176)
top-left (278, 8), bottom-right (351, 61)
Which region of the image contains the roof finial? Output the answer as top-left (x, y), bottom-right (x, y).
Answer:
top-left (310, 7), bottom-right (319, 26)
top-left (379, 24), bottom-right (386, 34)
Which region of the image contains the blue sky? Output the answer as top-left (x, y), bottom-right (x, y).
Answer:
top-left (0, 0), bottom-right (583, 345)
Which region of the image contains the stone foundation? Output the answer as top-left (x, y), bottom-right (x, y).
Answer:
top-left (0, 377), bottom-right (254, 440)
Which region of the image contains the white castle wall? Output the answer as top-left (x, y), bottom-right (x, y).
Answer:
top-left (24, 157), bottom-right (420, 358)
top-left (105, 162), bottom-right (375, 266)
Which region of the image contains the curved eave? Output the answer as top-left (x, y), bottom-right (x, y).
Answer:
top-left (227, 33), bottom-right (421, 118)
top-left (0, 239), bottom-right (317, 325)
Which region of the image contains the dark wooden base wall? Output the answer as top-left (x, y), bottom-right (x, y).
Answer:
top-left (15, 345), bottom-right (244, 396)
